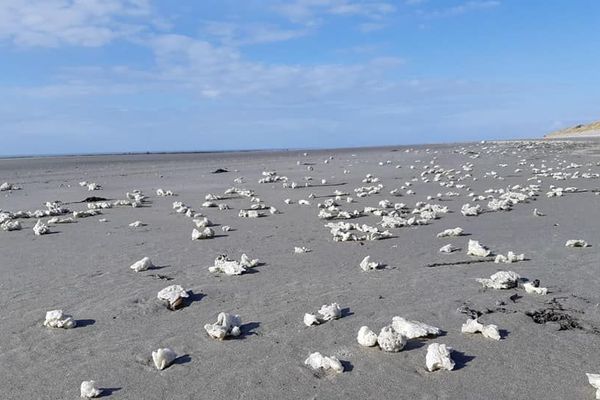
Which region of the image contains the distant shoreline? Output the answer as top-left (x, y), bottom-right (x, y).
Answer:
top-left (0, 139), bottom-right (551, 161)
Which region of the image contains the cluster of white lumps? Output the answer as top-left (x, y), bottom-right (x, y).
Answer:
top-left (209, 254), bottom-right (259, 276)
top-left (357, 317), bottom-right (441, 352)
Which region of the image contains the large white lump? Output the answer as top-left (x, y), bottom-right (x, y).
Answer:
top-left (209, 254), bottom-right (259, 276)
top-left (204, 312), bottom-right (242, 340)
top-left (130, 256), bottom-right (153, 272)
top-left (523, 281), bottom-right (548, 295)
top-left (391, 317), bottom-right (441, 339)
top-left (157, 285), bottom-right (189, 310)
top-left (494, 251), bottom-right (525, 263)
top-left (317, 303), bottom-right (342, 321)
top-left (33, 219), bottom-right (49, 236)
top-left (467, 240), bottom-right (491, 257)
top-left (439, 244), bottom-right (459, 253)
top-left (565, 239), bottom-right (590, 248)
top-left (44, 310), bottom-right (76, 329)
top-left (426, 343), bottom-right (455, 372)
top-left (476, 271), bottom-right (520, 289)
top-left (152, 348), bottom-right (177, 370)
top-left (80, 381), bottom-right (101, 398)
top-left (377, 326), bottom-right (406, 352)
top-left (461, 318), bottom-right (501, 340)
top-left (359, 255), bottom-right (379, 271)
top-left (1, 220), bottom-right (21, 231)
top-left (304, 303), bottom-right (342, 326)
top-left (192, 227), bottom-right (215, 240)
top-left (304, 352), bottom-right (344, 373)
top-left (437, 227), bottom-right (464, 238)
top-left (357, 326), bottom-right (378, 347)
top-left (586, 373), bottom-right (600, 399)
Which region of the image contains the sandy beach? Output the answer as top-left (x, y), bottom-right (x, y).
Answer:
top-left (2, 140), bottom-right (600, 399)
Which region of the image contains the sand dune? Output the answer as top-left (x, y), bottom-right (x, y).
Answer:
top-left (545, 121), bottom-right (600, 138)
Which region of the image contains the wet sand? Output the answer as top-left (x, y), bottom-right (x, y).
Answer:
top-left (2, 140), bottom-right (600, 399)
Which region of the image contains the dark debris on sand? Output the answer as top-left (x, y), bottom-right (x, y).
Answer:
top-left (525, 297), bottom-right (600, 334)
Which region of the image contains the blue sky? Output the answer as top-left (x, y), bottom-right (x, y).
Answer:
top-left (1, 0), bottom-right (599, 156)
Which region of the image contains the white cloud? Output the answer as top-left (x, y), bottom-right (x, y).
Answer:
top-left (5, 29), bottom-right (404, 103)
top-left (0, 0), bottom-right (151, 47)
top-left (147, 33), bottom-right (405, 100)
top-left (358, 22), bottom-right (387, 32)
top-left (202, 21), bottom-right (309, 46)
top-left (424, 1), bottom-right (501, 18)
top-left (274, 0), bottom-right (396, 24)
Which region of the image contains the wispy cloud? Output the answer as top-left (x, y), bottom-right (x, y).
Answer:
top-left (0, 0), bottom-right (152, 47)
top-left (5, 28), bottom-right (404, 103)
top-left (274, 0), bottom-right (396, 25)
top-left (148, 33), bottom-right (405, 99)
top-left (422, 1), bottom-right (501, 18)
top-left (2, 0), bottom-right (568, 156)
top-left (202, 21), bottom-right (309, 46)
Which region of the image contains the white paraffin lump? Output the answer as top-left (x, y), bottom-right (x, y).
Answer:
top-left (304, 303), bottom-right (342, 326)
top-left (204, 312), bottom-right (242, 340)
top-left (318, 303), bottom-right (342, 321)
top-left (304, 352), bottom-right (344, 373)
top-left (467, 240), bottom-right (491, 257)
top-left (357, 326), bottom-right (378, 347)
top-left (210, 255), bottom-right (245, 276)
top-left (461, 203), bottom-right (481, 216)
top-left (523, 281), bottom-right (548, 295)
top-left (565, 239), bottom-right (589, 248)
top-left (477, 271), bottom-right (520, 289)
top-left (533, 208), bottom-right (545, 216)
top-left (437, 227), bottom-right (464, 238)
top-left (377, 326), bottom-right (406, 352)
top-left (130, 257), bottom-right (153, 272)
top-left (426, 343), bottom-right (455, 372)
top-left (303, 313), bottom-right (320, 326)
top-left (80, 381), bottom-right (101, 398)
top-left (461, 319), bottom-right (501, 340)
top-left (240, 253), bottom-right (259, 268)
top-left (193, 217), bottom-right (212, 228)
top-left (359, 256), bottom-right (379, 271)
top-left (294, 246), bottom-right (311, 253)
top-left (391, 317), bottom-right (441, 339)
top-left (1, 220), bottom-right (21, 231)
top-left (586, 373), bottom-right (600, 399)
top-left (74, 210), bottom-right (101, 218)
top-left (156, 188), bottom-right (174, 196)
top-left (157, 285), bottom-right (189, 310)
top-left (439, 244), bottom-right (459, 253)
top-left (44, 310), bottom-right (76, 329)
top-left (191, 227), bottom-right (215, 240)
top-left (152, 348), bottom-right (177, 370)
top-left (209, 254), bottom-right (259, 276)
top-left (129, 220), bottom-right (146, 227)
top-left (494, 251), bottom-right (525, 263)
top-left (48, 217), bottom-right (74, 224)
top-left (33, 219), bottom-right (49, 235)
top-left (239, 210), bottom-right (261, 218)
top-left (0, 182), bottom-right (21, 191)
